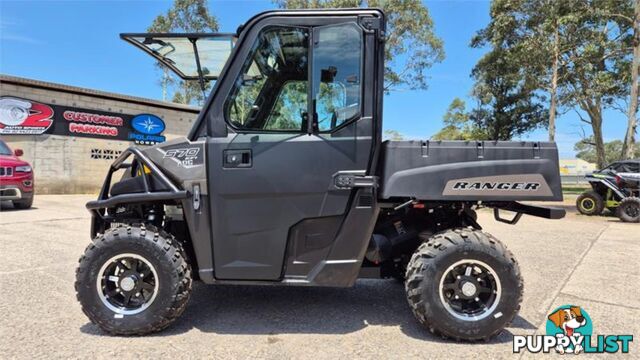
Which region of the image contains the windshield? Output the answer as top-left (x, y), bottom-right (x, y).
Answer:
top-left (0, 140), bottom-right (12, 155)
top-left (122, 34), bottom-right (235, 80)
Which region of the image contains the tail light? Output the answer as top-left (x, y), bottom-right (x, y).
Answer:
top-left (615, 175), bottom-right (622, 187)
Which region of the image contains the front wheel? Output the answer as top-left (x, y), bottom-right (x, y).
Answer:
top-left (75, 224), bottom-right (192, 335)
top-left (576, 191), bottom-right (604, 215)
top-left (405, 228), bottom-right (523, 341)
top-left (13, 195), bottom-right (33, 209)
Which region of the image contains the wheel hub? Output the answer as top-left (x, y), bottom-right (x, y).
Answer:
top-left (439, 259), bottom-right (502, 321)
top-left (460, 281), bottom-right (477, 297)
top-left (624, 204), bottom-right (639, 217)
top-left (582, 198), bottom-right (595, 210)
top-left (96, 253), bottom-right (159, 315)
top-left (119, 276), bottom-right (137, 292)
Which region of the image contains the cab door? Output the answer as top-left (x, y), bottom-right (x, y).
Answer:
top-left (206, 17), bottom-right (376, 280)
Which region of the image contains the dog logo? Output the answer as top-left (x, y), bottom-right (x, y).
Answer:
top-left (547, 306), bottom-right (590, 354)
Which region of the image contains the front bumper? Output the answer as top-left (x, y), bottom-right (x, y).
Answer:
top-left (86, 146), bottom-right (186, 238)
top-left (0, 185), bottom-right (33, 201)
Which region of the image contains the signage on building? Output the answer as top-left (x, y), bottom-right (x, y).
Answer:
top-left (0, 96), bottom-right (166, 145)
top-left (0, 97), bottom-right (54, 135)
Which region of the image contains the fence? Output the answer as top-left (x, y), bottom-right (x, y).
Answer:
top-left (561, 175), bottom-right (589, 186)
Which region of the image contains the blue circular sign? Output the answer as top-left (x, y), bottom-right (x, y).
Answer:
top-left (131, 114), bottom-right (165, 135)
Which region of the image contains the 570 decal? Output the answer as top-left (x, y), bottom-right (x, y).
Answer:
top-left (162, 147), bottom-right (202, 168)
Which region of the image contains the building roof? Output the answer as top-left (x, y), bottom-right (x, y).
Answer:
top-left (0, 74), bottom-right (201, 114)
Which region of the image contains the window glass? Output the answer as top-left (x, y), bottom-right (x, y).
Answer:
top-left (226, 27), bottom-right (309, 132)
top-left (312, 23), bottom-right (362, 131)
top-left (264, 82), bottom-right (307, 130)
top-left (126, 35), bottom-right (234, 79)
top-left (0, 141), bottom-right (11, 156)
top-left (619, 161), bottom-right (639, 173)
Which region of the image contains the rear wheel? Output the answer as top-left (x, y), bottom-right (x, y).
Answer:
top-left (405, 228), bottom-right (523, 341)
top-left (617, 197), bottom-right (640, 223)
top-left (576, 191), bottom-right (604, 215)
top-left (75, 224), bottom-right (192, 335)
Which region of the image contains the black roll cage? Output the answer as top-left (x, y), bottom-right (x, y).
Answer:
top-left (86, 147), bottom-right (188, 237)
top-left (86, 147), bottom-right (187, 211)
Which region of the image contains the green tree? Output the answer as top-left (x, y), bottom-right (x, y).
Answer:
top-left (620, 0), bottom-right (639, 159)
top-left (575, 136), bottom-right (640, 164)
top-left (471, 0), bottom-right (570, 142)
top-left (148, 0), bottom-right (219, 105)
top-left (383, 129), bottom-right (405, 140)
top-left (273, 0), bottom-right (445, 92)
top-left (557, 1), bottom-right (633, 168)
top-left (432, 98), bottom-right (488, 140)
top-left (467, 46), bottom-right (549, 140)
top-left (473, 0), bottom-right (635, 168)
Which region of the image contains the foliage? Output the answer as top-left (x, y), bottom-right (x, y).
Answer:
top-left (147, 0), bottom-right (219, 105)
top-left (273, 0), bottom-right (445, 92)
top-left (575, 136), bottom-right (640, 164)
top-left (432, 98), bottom-right (489, 140)
top-left (383, 129), bottom-right (405, 140)
top-left (556, 0), bottom-right (634, 168)
top-left (468, 46), bottom-right (549, 140)
top-left (621, 0), bottom-right (639, 160)
top-left (472, 0), bottom-right (636, 167)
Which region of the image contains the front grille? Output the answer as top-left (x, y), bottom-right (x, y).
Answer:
top-left (0, 167), bottom-right (13, 177)
top-left (0, 188), bottom-right (18, 197)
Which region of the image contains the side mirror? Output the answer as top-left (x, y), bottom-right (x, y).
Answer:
top-left (14, 149), bottom-right (23, 157)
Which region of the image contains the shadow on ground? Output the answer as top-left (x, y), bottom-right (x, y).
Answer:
top-left (81, 279), bottom-right (533, 344)
top-left (0, 201), bottom-right (37, 211)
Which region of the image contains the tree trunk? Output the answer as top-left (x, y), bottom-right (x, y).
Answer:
top-left (162, 68), bottom-right (169, 102)
top-left (182, 81), bottom-right (190, 105)
top-left (590, 108), bottom-right (607, 168)
top-left (549, 25), bottom-right (560, 142)
top-left (622, 0), bottom-right (640, 159)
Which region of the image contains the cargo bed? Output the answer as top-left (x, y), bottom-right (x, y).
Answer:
top-left (379, 140), bottom-right (563, 201)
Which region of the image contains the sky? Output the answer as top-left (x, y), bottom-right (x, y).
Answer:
top-left (0, 0), bottom-right (631, 158)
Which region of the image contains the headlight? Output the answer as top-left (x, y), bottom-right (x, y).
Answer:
top-left (15, 165), bottom-right (31, 172)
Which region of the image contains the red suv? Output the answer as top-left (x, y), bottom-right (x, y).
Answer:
top-left (0, 139), bottom-right (34, 209)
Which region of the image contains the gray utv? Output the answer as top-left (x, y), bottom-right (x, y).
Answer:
top-left (75, 8), bottom-right (565, 340)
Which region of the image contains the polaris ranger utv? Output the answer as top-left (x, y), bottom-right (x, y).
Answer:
top-left (75, 9), bottom-right (565, 340)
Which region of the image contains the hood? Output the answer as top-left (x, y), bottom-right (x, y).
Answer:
top-left (0, 154), bottom-right (29, 167)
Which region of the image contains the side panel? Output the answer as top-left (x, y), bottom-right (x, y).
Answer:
top-left (207, 126), bottom-right (372, 280)
top-left (143, 138), bottom-right (215, 282)
top-left (380, 140), bottom-right (563, 201)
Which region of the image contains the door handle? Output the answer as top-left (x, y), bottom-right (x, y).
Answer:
top-left (223, 149), bottom-right (252, 168)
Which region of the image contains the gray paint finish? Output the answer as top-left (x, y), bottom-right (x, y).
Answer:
top-left (207, 129), bottom-right (372, 280)
top-left (380, 140), bottom-right (563, 201)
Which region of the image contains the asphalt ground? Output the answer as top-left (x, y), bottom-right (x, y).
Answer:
top-left (0, 195), bottom-right (638, 359)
